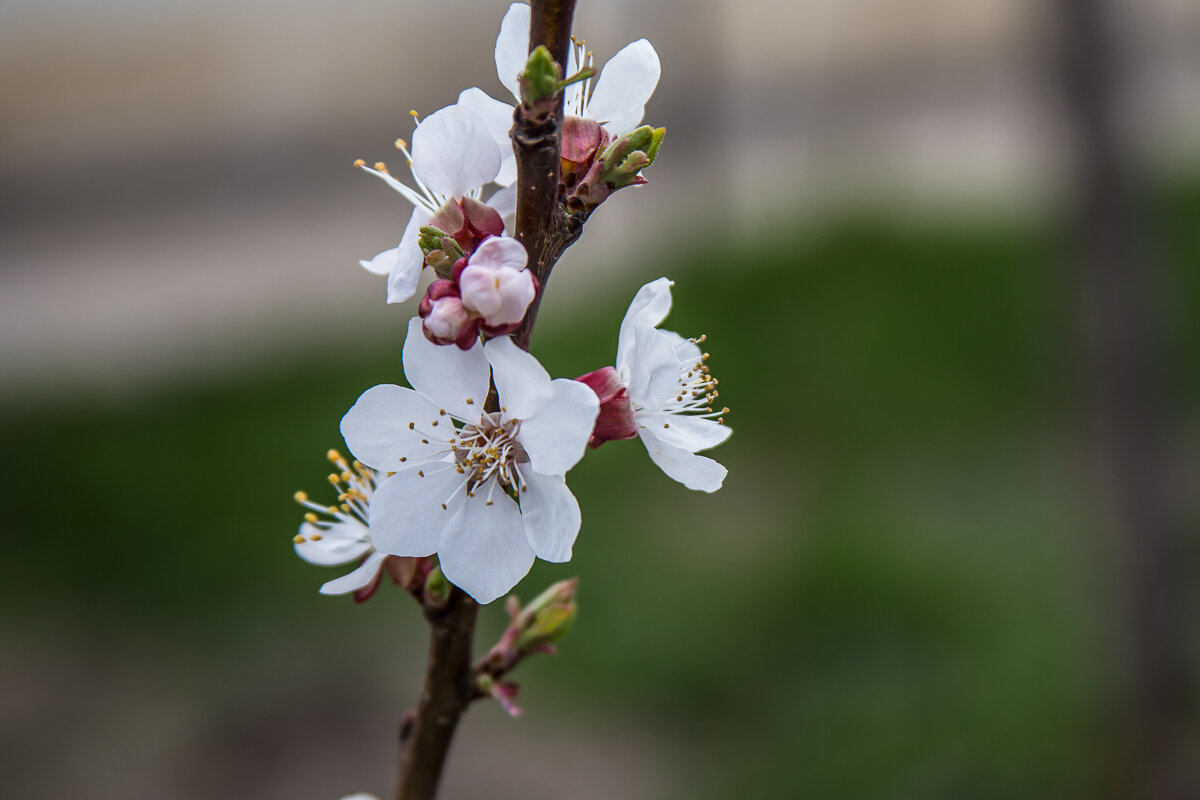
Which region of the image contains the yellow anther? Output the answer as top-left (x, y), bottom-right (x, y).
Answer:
top-left (352, 158), bottom-right (366, 168)
top-left (304, 512), bottom-right (318, 523)
top-left (394, 138), bottom-right (407, 151)
top-left (327, 506), bottom-right (339, 514)
top-left (327, 449), bottom-right (342, 462)
top-left (663, 423), bottom-right (670, 428)
top-left (374, 161), bottom-right (389, 173)
top-left (293, 490), bottom-right (309, 503)
top-left (439, 408), bottom-right (446, 415)
top-left (341, 471), bottom-right (353, 482)
top-left (293, 534), bottom-right (305, 544)
top-left (340, 504), bottom-right (350, 513)
top-left (328, 473), bottom-right (340, 485)
top-left (465, 397), bottom-right (475, 405)
top-left (409, 109), bottom-right (419, 118)
top-left (702, 353), bottom-right (710, 360)
top-left (417, 470), bottom-right (425, 477)
top-left (310, 533), bottom-right (323, 541)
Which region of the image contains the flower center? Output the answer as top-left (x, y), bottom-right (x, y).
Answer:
top-left (450, 413), bottom-right (528, 504)
top-left (658, 335), bottom-right (730, 425)
top-left (293, 449), bottom-right (375, 543)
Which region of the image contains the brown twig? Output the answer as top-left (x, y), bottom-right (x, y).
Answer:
top-left (511, 0), bottom-right (582, 351)
top-left (392, 3), bottom-right (580, 799)
top-left (394, 590), bottom-right (478, 800)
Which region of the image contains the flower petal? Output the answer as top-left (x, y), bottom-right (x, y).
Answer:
top-left (402, 317), bottom-right (490, 423)
top-left (616, 277), bottom-right (674, 375)
top-left (438, 492), bottom-right (534, 604)
top-left (623, 325), bottom-right (680, 406)
top-left (585, 39), bottom-right (661, 135)
top-left (319, 551), bottom-right (388, 596)
top-left (359, 246), bottom-right (398, 276)
top-left (472, 235), bottom-right (527, 270)
top-left (495, 2), bottom-right (531, 102)
top-left (387, 208), bottom-right (430, 304)
top-left (520, 470), bottom-right (581, 562)
top-left (368, 464), bottom-right (464, 557)
top-left (484, 336), bottom-right (554, 419)
top-left (457, 87), bottom-right (517, 186)
top-left (294, 521), bottom-right (371, 566)
top-left (359, 164), bottom-right (429, 209)
top-left (638, 427), bottom-right (727, 492)
top-left (638, 413), bottom-right (731, 453)
top-left (519, 378), bottom-right (599, 476)
top-left (340, 384), bottom-right (444, 471)
top-left (411, 103), bottom-right (502, 199)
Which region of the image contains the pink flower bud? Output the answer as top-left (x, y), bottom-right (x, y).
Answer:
top-left (459, 237), bottom-right (537, 328)
top-left (418, 279), bottom-right (479, 350)
top-left (576, 367), bottom-right (638, 447)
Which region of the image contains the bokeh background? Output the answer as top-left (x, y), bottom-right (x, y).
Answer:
top-left (2, 0), bottom-right (1198, 798)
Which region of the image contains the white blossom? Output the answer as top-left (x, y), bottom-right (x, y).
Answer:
top-left (340, 319), bottom-right (599, 604)
top-left (358, 91), bottom-right (517, 304)
top-left (293, 451), bottom-right (389, 596)
top-left (598, 278), bottom-right (731, 492)
top-left (495, 3), bottom-right (661, 136)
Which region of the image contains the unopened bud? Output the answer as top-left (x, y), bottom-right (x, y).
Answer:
top-left (601, 125), bottom-right (665, 189)
top-left (514, 577), bottom-right (578, 654)
top-left (422, 565), bottom-right (452, 610)
top-left (458, 237), bottom-right (537, 332)
top-left (516, 602), bottom-right (575, 654)
top-left (519, 45), bottom-right (561, 108)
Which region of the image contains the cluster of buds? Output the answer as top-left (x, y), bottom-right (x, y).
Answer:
top-left (417, 233), bottom-right (538, 349)
top-left (472, 578), bottom-right (579, 716)
top-left (561, 119), bottom-right (665, 214)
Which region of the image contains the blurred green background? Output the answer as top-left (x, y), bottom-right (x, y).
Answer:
top-left (3, 1), bottom-right (1200, 798)
top-left (4, 176), bottom-right (1198, 798)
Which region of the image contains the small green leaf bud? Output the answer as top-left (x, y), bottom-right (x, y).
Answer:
top-left (519, 45), bottom-right (561, 108)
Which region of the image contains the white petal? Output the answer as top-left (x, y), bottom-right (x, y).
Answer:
top-left (518, 379), bottom-right (599, 476)
top-left (586, 39), bottom-right (661, 135)
top-left (471, 235), bottom-right (527, 270)
top-left (368, 465), bottom-right (464, 557)
top-left (402, 317), bottom-right (490, 423)
top-left (623, 326), bottom-right (680, 406)
top-left (638, 413), bottom-right (731, 453)
top-left (438, 492), bottom-right (534, 604)
top-left (359, 246), bottom-right (398, 276)
top-left (340, 384), bottom-right (444, 471)
top-left (639, 428), bottom-right (727, 492)
top-left (411, 103), bottom-right (502, 199)
top-left (457, 87), bottom-right (517, 187)
top-left (495, 2), bottom-right (531, 102)
top-left (319, 551), bottom-right (388, 596)
top-left (294, 521), bottom-right (371, 566)
top-left (520, 471), bottom-right (581, 563)
top-left (616, 277), bottom-right (674, 375)
top-left (360, 164), bottom-right (429, 209)
top-left (487, 184), bottom-right (518, 225)
top-left (387, 208), bottom-right (430, 304)
top-left (483, 335), bottom-right (554, 421)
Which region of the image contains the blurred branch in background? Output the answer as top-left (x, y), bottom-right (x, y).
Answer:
top-left (1055, 0), bottom-right (1195, 797)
